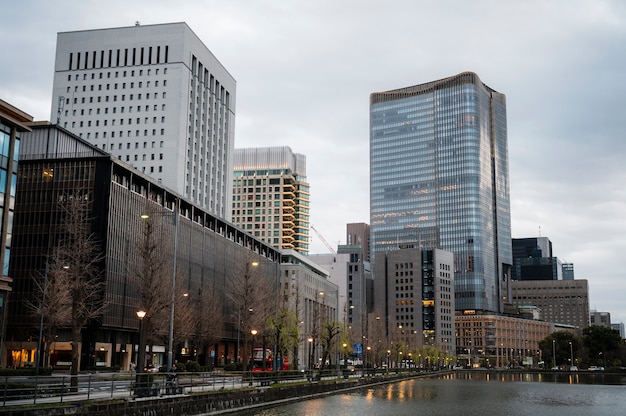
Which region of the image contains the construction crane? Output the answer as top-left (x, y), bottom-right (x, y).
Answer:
top-left (310, 225), bottom-right (336, 254)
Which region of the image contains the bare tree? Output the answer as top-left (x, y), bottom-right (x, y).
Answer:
top-left (227, 257), bottom-right (273, 371)
top-left (28, 266), bottom-right (71, 367)
top-left (173, 279), bottom-right (224, 366)
top-left (309, 291), bottom-right (322, 370)
top-left (367, 313), bottom-right (388, 368)
top-left (51, 191), bottom-right (107, 386)
top-left (319, 320), bottom-right (340, 372)
top-left (134, 210), bottom-right (171, 371)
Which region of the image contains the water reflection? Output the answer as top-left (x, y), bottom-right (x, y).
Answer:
top-left (253, 372), bottom-right (626, 416)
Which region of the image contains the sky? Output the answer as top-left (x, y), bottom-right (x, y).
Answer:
top-left (2, 1), bottom-right (625, 324)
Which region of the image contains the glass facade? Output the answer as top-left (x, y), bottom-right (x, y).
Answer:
top-left (370, 72), bottom-right (512, 313)
top-left (7, 124), bottom-right (280, 369)
top-left (0, 124), bottom-right (18, 277)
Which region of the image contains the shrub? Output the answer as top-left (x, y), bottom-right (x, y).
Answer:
top-left (185, 361), bottom-right (201, 372)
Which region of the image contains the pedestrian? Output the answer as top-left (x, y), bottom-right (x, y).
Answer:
top-left (130, 362), bottom-right (136, 373)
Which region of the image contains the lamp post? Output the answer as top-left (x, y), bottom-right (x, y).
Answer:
top-left (251, 330), bottom-right (258, 368)
top-left (307, 337), bottom-right (314, 370)
top-left (141, 205), bottom-right (179, 372)
top-left (552, 339), bottom-right (556, 369)
top-left (252, 259), bottom-right (280, 371)
top-left (136, 310), bottom-right (147, 372)
top-left (569, 341), bottom-right (574, 370)
top-left (135, 309), bottom-right (147, 395)
top-left (35, 264), bottom-right (49, 374)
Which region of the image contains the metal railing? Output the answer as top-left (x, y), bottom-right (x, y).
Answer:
top-left (0, 367), bottom-right (421, 408)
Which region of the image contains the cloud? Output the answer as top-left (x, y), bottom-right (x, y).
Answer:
top-left (1, 0), bottom-right (625, 324)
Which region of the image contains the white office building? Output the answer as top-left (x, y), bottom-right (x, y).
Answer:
top-left (50, 22), bottom-right (236, 219)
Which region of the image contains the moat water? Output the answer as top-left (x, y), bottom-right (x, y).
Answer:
top-left (251, 372), bottom-right (626, 416)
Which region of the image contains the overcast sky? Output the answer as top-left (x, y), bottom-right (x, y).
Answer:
top-left (2, 0), bottom-right (625, 324)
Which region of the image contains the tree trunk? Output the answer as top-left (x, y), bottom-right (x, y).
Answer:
top-left (71, 325), bottom-right (81, 388)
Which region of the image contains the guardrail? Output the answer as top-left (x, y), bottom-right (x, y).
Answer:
top-left (0, 367), bottom-right (429, 408)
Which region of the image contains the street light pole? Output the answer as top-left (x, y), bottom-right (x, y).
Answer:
top-left (167, 208), bottom-right (179, 372)
top-left (552, 339), bottom-right (556, 369)
top-left (569, 341), bottom-right (574, 370)
top-left (35, 264), bottom-right (49, 374)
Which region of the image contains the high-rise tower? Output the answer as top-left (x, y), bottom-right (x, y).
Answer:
top-left (232, 146), bottom-right (310, 254)
top-left (369, 72), bottom-right (512, 313)
top-left (50, 22), bottom-right (235, 219)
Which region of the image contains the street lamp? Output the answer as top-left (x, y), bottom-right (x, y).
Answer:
top-left (569, 341), bottom-right (574, 370)
top-left (136, 310), bottom-right (147, 373)
top-left (141, 206), bottom-right (179, 372)
top-left (307, 337), bottom-right (314, 370)
top-left (552, 339), bottom-right (556, 369)
top-left (251, 329), bottom-right (258, 368)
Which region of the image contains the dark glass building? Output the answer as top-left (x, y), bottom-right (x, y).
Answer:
top-left (370, 72), bottom-right (512, 313)
top-left (5, 124), bottom-right (279, 369)
top-left (512, 237), bottom-right (562, 281)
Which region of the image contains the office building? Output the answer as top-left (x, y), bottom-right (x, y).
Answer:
top-left (50, 22), bottom-right (235, 219)
top-left (590, 310), bottom-right (611, 329)
top-left (373, 248), bottom-right (455, 356)
top-left (561, 263), bottom-right (575, 280)
top-left (347, 223), bottom-right (371, 263)
top-left (370, 72), bottom-right (512, 313)
top-left (232, 146), bottom-right (309, 254)
top-left (455, 312), bottom-right (552, 367)
top-left (509, 279), bottom-right (590, 329)
top-left (512, 237), bottom-right (562, 281)
top-left (5, 123), bottom-right (276, 369)
top-left (0, 99), bottom-right (30, 362)
top-left (611, 323), bottom-right (624, 339)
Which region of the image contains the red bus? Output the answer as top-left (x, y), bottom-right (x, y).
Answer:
top-left (251, 348), bottom-right (289, 372)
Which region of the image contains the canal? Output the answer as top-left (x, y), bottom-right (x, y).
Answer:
top-left (249, 371), bottom-right (626, 416)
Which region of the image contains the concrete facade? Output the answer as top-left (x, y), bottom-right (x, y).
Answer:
top-left (509, 279), bottom-right (590, 329)
top-left (50, 22), bottom-right (235, 219)
top-left (232, 147), bottom-right (309, 254)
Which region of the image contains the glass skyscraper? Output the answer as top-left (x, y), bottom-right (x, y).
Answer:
top-left (369, 72), bottom-right (512, 313)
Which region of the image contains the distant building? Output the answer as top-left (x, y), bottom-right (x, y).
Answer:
top-left (346, 223), bottom-right (370, 262)
top-left (279, 250), bottom-right (338, 369)
top-left (50, 22), bottom-right (236, 218)
top-left (369, 72), bottom-right (512, 314)
top-left (590, 310), bottom-right (611, 329)
top-left (232, 147), bottom-right (310, 254)
top-left (611, 322), bottom-right (625, 339)
top-left (509, 279), bottom-right (590, 329)
top-left (0, 99), bottom-right (31, 361)
top-left (455, 312), bottom-right (552, 367)
top-left (307, 252), bottom-right (350, 325)
top-left (561, 263), bottom-right (575, 280)
top-left (373, 248), bottom-right (455, 356)
top-left (512, 237), bottom-right (562, 281)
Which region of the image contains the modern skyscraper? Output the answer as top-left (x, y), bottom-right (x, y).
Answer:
top-left (50, 22), bottom-right (235, 219)
top-left (512, 237), bottom-right (562, 281)
top-left (369, 72), bottom-right (512, 313)
top-left (232, 146), bottom-right (310, 254)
